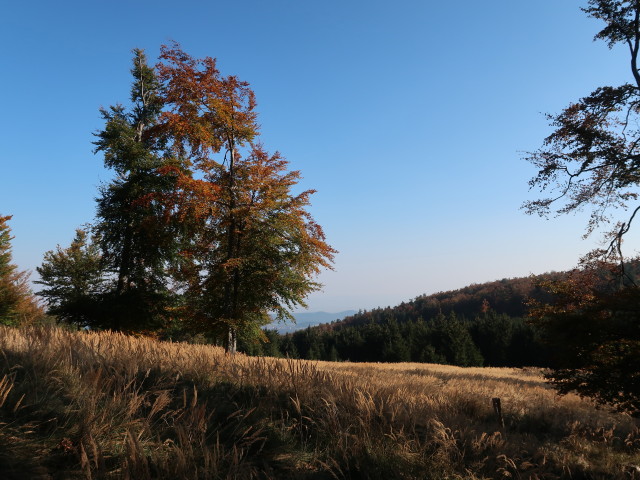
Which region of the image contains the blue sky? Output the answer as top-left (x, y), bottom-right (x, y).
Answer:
top-left (1, 1), bottom-right (637, 312)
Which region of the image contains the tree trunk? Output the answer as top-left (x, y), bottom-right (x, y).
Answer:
top-left (226, 326), bottom-right (237, 355)
top-left (224, 138), bottom-right (238, 356)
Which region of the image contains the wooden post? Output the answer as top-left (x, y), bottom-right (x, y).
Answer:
top-left (492, 397), bottom-right (505, 429)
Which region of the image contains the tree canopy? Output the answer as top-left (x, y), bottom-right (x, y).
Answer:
top-left (524, 0), bottom-right (640, 415)
top-left (33, 46), bottom-right (335, 350)
top-left (528, 264), bottom-right (640, 414)
top-left (525, 0), bottom-right (640, 271)
top-left (35, 229), bottom-right (104, 327)
top-left (156, 44), bottom-right (336, 352)
top-left (93, 48), bottom-right (179, 332)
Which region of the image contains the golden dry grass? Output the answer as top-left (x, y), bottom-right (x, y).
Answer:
top-left (0, 325), bottom-right (638, 479)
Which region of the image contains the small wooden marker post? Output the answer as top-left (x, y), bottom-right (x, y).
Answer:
top-left (492, 397), bottom-right (505, 429)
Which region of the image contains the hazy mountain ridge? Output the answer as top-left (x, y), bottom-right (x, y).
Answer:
top-left (266, 310), bottom-right (357, 333)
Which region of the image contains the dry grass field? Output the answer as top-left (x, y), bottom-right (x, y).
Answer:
top-left (0, 326), bottom-right (638, 479)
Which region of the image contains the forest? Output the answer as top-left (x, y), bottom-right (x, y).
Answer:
top-left (244, 311), bottom-right (546, 367)
top-left (238, 264), bottom-right (632, 368)
top-left (238, 273), bottom-right (557, 366)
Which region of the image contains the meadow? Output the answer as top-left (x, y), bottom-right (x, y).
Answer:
top-left (0, 326), bottom-right (638, 479)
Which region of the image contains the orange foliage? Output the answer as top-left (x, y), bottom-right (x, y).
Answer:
top-left (0, 215), bottom-right (44, 325)
top-left (154, 44), bottom-right (335, 350)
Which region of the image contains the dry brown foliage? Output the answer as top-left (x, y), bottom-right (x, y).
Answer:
top-left (0, 326), bottom-right (638, 479)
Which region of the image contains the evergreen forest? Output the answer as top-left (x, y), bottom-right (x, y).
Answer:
top-left (239, 272), bottom-right (560, 366)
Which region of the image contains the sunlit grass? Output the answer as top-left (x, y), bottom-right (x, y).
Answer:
top-left (0, 325), bottom-right (638, 478)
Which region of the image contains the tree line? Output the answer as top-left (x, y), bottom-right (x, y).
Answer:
top-left (241, 310), bottom-right (548, 368)
top-left (236, 273), bottom-right (562, 366)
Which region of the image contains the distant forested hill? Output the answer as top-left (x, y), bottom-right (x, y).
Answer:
top-left (240, 265), bottom-right (639, 367)
top-left (332, 271), bottom-right (567, 330)
top-left (239, 272), bottom-right (570, 367)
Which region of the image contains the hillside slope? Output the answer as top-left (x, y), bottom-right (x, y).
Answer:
top-left (334, 271), bottom-right (566, 330)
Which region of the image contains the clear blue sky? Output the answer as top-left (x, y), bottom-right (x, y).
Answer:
top-left (1, 1), bottom-right (637, 313)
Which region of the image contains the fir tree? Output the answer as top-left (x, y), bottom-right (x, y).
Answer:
top-left (36, 229), bottom-right (104, 327)
top-left (0, 215), bottom-right (43, 325)
top-left (93, 49), bottom-right (178, 331)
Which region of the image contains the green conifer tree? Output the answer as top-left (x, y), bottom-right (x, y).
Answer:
top-left (93, 49), bottom-right (179, 331)
top-left (36, 229), bottom-right (104, 327)
top-left (0, 215), bottom-right (43, 325)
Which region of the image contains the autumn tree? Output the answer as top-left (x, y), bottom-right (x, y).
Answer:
top-left (0, 215), bottom-right (43, 325)
top-left (93, 49), bottom-right (179, 331)
top-left (525, 0), bottom-right (640, 272)
top-left (528, 264), bottom-right (640, 415)
top-left (35, 229), bottom-right (105, 327)
top-left (157, 44), bottom-right (335, 352)
top-left (524, 1), bottom-right (640, 414)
